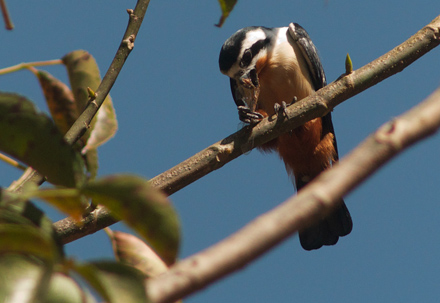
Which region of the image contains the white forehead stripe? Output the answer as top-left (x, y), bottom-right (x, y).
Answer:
top-left (242, 28), bottom-right (267, 50)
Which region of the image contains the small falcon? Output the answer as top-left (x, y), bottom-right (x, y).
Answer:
top-left (219, 23), bottom-right (352, 250)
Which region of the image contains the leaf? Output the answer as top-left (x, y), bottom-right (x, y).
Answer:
top-left (0, 254), bottom-right (53, 303)
top-left (216, 0), bottom-right (237, 27)
top-left (32, 67), bottom-right (100, 180)
top-left (83, 148), bottom-right (99, 180)
top-left (0, 188), bottom-right (56, 239)
top-left (34, 69), bottom-right (77, 135)
top-left (345, 53), bottom-right (353, 74)
top-left (0, 189), bottom-right (64, 259)
top-left (0, 224), bottom-right (60, 262)
top-left (45, 272), bottom-right (97, 303)
top-left (82, 175), bottom-right (180, 265)
top-left (62, 50), bottom-right (101, 117)
top-left (74, 261), bottom-right (148, 303)
top-left (62, 50), bottom-right (118, 150)
top-left (81, 95), bottom-right (118, 153)
top-left (0, 93), bottom-right (85, 187)
top-left (31, 188), bottom-right (88, 222)
top-left (107, 229), bottom-right (168, 278)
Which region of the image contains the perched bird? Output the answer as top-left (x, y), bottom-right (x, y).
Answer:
top-left (219, 23), bottom-right (352, 250)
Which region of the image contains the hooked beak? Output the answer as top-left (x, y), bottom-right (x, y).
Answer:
top-left (234, 68), bottom-right (261, 112)
top-left (238, 68), bottom-right (259, 89)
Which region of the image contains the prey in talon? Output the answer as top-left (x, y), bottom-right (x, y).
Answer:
top-left (219, 23), bottom-right (352, 251)
top-left (237, 106), bottom-right (263, 124)
top-left (231, 65), bottom-right (263, 124)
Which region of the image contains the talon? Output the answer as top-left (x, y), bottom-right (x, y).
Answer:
top-left (238, 106), bottom-right (263, 124)
top-left (274, 101), bottom-right (289, 117)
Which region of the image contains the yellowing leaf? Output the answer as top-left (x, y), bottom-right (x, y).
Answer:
top-left (81, 95), bottom-right (117, 153)
top-left (0, 93), bottom-right (85, 187)
top-left (107, 229), bottom-right (168, 278)
top-left (34, 69), bottom-right (77, 135)
top-left (82, 175), bottom-right (180, 265)
top-left (32, 188), bottom-right (88, 222)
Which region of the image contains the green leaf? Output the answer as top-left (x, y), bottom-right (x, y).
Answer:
top-left (216, 0), bottom-right (237, 27)
top-left (0, 92), bottom-right (85, 187)
top-left (62, 50), bottom-right (118, 180)
top-left (107, 229), bottom-right (168, 278)
top-left (62, 50), bottom-right (101, 117)
top-left (62, 50), bottom-right (118, 150)
top-left (83, 148), bottom-right (99, 180)
top-left (0, 188), bottom-right (59, 243)
top-left (34, 69), bottom-right (77, 135)
top-left (0, 223), bottom-right (60, 262)
top-left (0, 254), bottom-right (53, 303)
top-left (32, 68), bottom-right (101, 180)
top-left (74, 261), bottom-right (148, 303)
top-left (45, 272), bottom-right (97, 303)
top-left (345, 53), bottom-right (353, 74)
top-left (82, 175), bottom-right (180, 265)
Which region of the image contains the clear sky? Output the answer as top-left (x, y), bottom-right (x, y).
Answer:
top-left (1, 1), bottom-right (440, 302)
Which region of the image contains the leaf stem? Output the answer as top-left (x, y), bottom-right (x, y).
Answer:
top-left (0, 59), bottom-right (62, 75)
top-left (0, 152), bottom-right (26, 170)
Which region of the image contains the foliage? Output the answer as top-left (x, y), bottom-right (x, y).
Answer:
top-left (0, 49), bottom-right (180, 301)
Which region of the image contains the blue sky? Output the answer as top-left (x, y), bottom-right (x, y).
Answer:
top-left (1, 1), bottom-right (440, 302)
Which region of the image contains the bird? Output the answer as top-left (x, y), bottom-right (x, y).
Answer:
top-left (219, 23), bottom-right (352, 250)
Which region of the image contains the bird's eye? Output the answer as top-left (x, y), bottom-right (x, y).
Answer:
top-left (240, 49), bottom-right (252, 68)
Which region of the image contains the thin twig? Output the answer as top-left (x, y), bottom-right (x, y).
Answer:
top-left (0, 0), bottom-right (13, 30)
top-left (7, 0), bottom-right (151, 193)
top-left (0, 60), bottom-right (62, 75)
top-left (53, 15), bottom-right (440, 244)
top-left (146, 85), bottom-right (440, 303)
top-left (0, 152), bottom-right (26, 170)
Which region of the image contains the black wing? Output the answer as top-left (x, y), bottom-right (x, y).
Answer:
top-left (287, 23), bottom-right (326, 89)
top-left (288, 23), bottom-right (339, 161)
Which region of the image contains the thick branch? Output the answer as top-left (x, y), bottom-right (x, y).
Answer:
top-left (149, 15), bottom-right (440, 194)
top-left (146, 85), bottom-right (440, 303)
top-left (8, 0), bottom-right (151, 193)
top-left (54, 15), bottom-right (440, 244)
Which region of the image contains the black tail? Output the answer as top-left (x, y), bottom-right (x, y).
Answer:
top-left (296, 179), bottom-right (353, 250)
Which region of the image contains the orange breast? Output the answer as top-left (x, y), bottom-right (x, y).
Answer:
top-left (255, 42), bottom-right (335, 181)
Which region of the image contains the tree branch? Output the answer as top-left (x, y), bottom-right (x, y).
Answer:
top-left (53, 15), bottom-right (440, 244)
top-left (8, 0), bottom-right (151, 193)
top-left (145, 85), bottom-right (440, 303)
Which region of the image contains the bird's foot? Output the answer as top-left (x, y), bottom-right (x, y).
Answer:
top-left (238, 105), bottom-right (264, 124)
top-left (274, 97), bottom-right (297, 118)
top-left (274, 101), bottom-right (288, 117)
